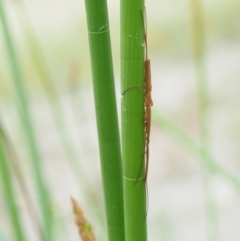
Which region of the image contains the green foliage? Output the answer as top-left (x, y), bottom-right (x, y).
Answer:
top-left (0, 1), bottom-right (52, 240)
top-left (0, 126), bottom-right (26, 241)
top-left (0, 1), bottom-right (240, 241)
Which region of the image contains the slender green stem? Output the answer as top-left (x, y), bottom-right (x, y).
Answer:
top-left (0, 129), bottom-right (26, 241)
top-left (191, 0), bottom-right (209, 146)
top-left (190, 1), bottom-right (218, 240)
top-left (121, 1), bottom-right (147, 241)
top-left (0, 122), bottom-right (43, 240)
top-left (14, 2), bottom-right (82, 172)
top-left (84, 1), bottom-right (125, 241)
top-left (0, 2), bottom-right (52, 240)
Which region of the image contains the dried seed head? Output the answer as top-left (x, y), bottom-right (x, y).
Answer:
top-left (70, 197), bottom-right (96, 241)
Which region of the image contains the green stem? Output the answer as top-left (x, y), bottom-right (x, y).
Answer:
top-left (190, 1), bottom-right (218, 240)
top-left (0, 129), bottom-right (26, 241)
top-left (121, 1), bottom-right (147, 241)
top-left (83, 1), bottom-right (125, 241)
top-left (0, 122), bottom-right (43, 240)
top-left (0, 2), bottom-right (52, 240)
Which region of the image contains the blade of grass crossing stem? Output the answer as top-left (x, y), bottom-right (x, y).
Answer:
top-left (83, 1), bottom-right (125, 241)
top-left (0, 133), bottom-right (26, 241)
top-left (0, 2), bottom-right (52, 241)
top-left (121, 1), bottom-right (147, 241)
top-left (152, 110), bottom-right (240, 194)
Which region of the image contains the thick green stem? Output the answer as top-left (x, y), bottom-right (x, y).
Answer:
top-left (121, 1), bottom-right (147, 241)
top-left (84, 1), bottom-right (125, 241)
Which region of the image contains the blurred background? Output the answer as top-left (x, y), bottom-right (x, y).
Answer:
top-left (0, 0), bottom-right (240, 240)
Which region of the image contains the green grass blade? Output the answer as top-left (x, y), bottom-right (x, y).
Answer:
top-left (13, 3), bottom-right (103, 222)
top-left (191, 0), bottom-right (209, 149)
top-left (0, 122), bottom-right (43, 240)
top-left (190, 1), bottom-right (218, 239)
top-left (0, 2), bottom-right (52, 240)
top-left (153, 110), bottom-right (240, 193)
top-left (121, 1), bottom-right (147, 241)
top-left (13, 2), bottom-right (82, 169)
top-left (0, 128), bottom-right (26, 241)
top-left (83, 1), bottom-right (125, 241)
